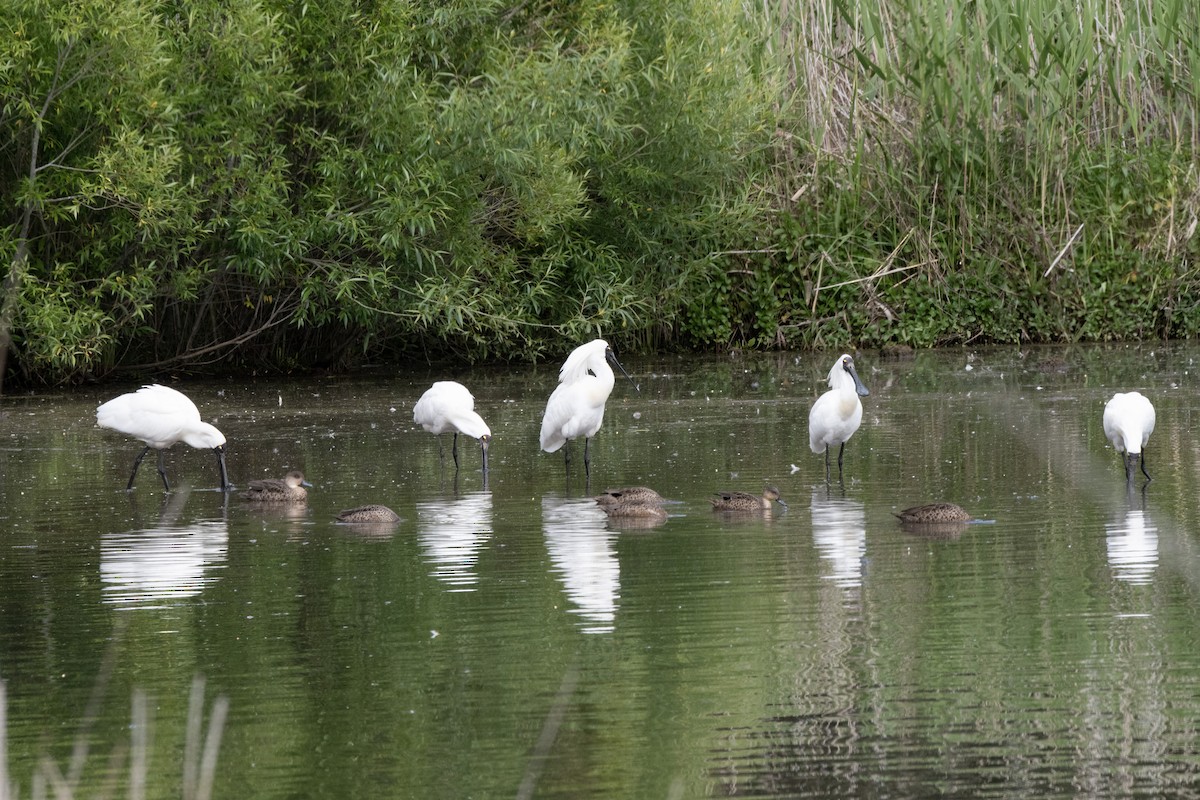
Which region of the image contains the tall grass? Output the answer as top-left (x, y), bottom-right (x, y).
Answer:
top-left (777, 0), bottom-right (1198, 171)
top-left (744, 0), bottom-right (1200, 348)
top-left (0, 676), bottom-right (228, 800)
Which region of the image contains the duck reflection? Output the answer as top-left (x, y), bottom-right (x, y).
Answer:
top-left (101, 520), bottom-right (228, 609)
top-left (417, 491), bottom-right (494, 591)
top-left (810, 488), bottom-right (866, 589)
top-left (1106, 506), bottom-right (1158, 585)
top-left (542, 495), bottom-right (619, 634)
top-left (603, 509), bottom-right (668, 531)
top-left (244, 499), bottom-right (311, 524)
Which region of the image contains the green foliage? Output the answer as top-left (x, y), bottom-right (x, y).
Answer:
top-left (696, 0), bottom-right (1200, 352)
top-left (0, 0), bottom-right (775, 382)
top-left (16, 266), bottom-right (113, 372)
top-left (2, 0), bottom-right (1199, 384)
top-left (0, 0), bottom-right (176, 384)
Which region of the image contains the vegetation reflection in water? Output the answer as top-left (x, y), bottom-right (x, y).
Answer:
top-left (2, 344), bottom-right (1200, 797)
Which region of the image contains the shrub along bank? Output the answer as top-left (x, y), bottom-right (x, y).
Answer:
top-left (1, 0), bottom-right (1196, 386)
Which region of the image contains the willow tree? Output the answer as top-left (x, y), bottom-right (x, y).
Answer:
top-left (1, 0), bottom-right (776, 384)
top-left (0, 0), bottom-right (174, 392)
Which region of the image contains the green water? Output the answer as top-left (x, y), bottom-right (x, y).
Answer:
top-left (2, 344), bottom-right (1200, 798)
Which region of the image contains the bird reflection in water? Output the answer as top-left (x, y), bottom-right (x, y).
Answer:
top-left (810, 488), bottom-right (866, 589)
top-left (1106, 506), bottom-right (1158, 586)
top-left (542, 495), bottom-right (619, 634)
top-left (417, 491), bottom-right (494, 591)
top-left (101, 492), bottom-right (228, 610)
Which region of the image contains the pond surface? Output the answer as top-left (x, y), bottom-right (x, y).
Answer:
top-left (3, 343), bottom-right (1200, 798)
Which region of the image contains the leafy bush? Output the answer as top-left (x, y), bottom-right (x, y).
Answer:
top-left (1, 0), bottom-right (1197, 386)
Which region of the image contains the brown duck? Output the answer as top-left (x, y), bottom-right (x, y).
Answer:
top-left (336, 504), bottom-right (401, 524)
top-left (711, 486), bottom-right (787, 512)
top-left (595, 486), bottom-right (667, 509)
top-left (594, 486), bottom-right (669, 522)
top-left (240, 470), bottom-right (310, 503)
top-left (893, 503), bottom-right (971, 524)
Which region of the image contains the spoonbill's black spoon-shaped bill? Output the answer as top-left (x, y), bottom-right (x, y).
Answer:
top-left (539, 339), bottom-right (637, 478)
top-left (96, 384), bottom-right (230, 492)
top-left (1103, 391), bottom-right (1156, 484)
top-left (413, 381), bottom-right (491, 473)
top-left (240, 470), bottom-right (311, 503)
top-left (808, 354), bottom-right (870, 481)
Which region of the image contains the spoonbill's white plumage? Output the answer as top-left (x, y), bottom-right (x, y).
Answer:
top-left (539, 339), bottom-right (636, 477)
top-left (1103, 391), bottom-right (1155, 483)
top-left (96, 384), bottom-right (230, 492)
top-left (808, 354), bottom-right (870, 481)
top-left (413, 381), bottom-right (491, 472)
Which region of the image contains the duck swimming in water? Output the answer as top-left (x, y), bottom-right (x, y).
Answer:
top-left (711, 487), bottom-right (787, 512)
top-left (594, 486), bottom-right (667, 509)
top-left (592, 486), bottom-right (670, 527)
top-left (240, 470), bottom-right (311, 503)
top-left (893, 503), bottom-right (972, 524)
top-left (336, 505), bottom-right (401, 524)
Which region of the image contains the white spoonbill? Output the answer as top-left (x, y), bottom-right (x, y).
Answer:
top-left (808, 354), bottom-right (870, 481)
top-left (96, 384), bottom-right (230, 492)
top-left (413, 381), bottom-right (491, 472)
top-left (1103, 391), bottom-right (1155, 483)
top-left (539, 339), bottom-right (637, 477)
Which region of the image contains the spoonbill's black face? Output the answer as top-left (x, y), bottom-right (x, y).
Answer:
top-left (842, 357), bottom-right (870, 397)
